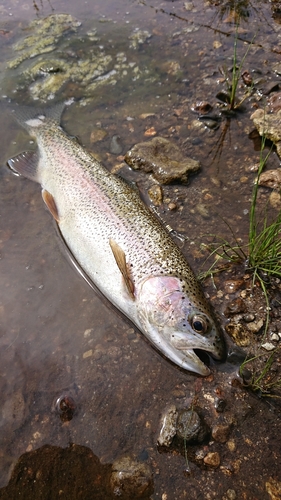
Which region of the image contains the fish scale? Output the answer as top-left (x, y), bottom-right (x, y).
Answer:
top-left (7, 103), bottom-right (226, 375)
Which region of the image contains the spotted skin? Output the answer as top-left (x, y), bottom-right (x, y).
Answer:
top-left (8, 107), bottom-right (226, 375)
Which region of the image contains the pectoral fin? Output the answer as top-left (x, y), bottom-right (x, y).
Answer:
top-left (7, 150), bottom-right (40, 182)
top-left (109, 238), bottom-right (135, 299)
top-left (42, 189), bottom-right (60, 222)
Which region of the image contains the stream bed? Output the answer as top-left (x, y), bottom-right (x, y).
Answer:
top-left (0, 1), bottom-right (281, 498)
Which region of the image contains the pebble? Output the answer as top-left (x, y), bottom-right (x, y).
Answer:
top-left (157, 405), bottom-right (178, 447)
top-left (225, 297), bottom-right (247, 316)
top-left (224, 279), bottom-right (244, 294)
top-left (147, 184), bottom-right (163, 206)
top-left (110, 135), bottom-right (123, 155)
top-left (110, 456), bottom-right (153, 498)
top-left (246, 319), bottom-right (264, 334)
top-left (125, 136), bottom-right (200, 184)
top-left (83, 349), bottom-right (93, 359)
top-left (261, 342), bottom-right (276, 351)
top-left (176, 409), bottom-right (208, 443)
top-left (225, 323), bottom-right (250, 347)
top-left (211, 424), bottom-right (231, 443)
top-left (265, 478), bottom-right (281, 500)
top-left (90, 128), bottom-right (107, 143)
top-left (203, 452), bottom-right (220, 467)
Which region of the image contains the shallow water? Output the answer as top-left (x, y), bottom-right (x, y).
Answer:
top-left (0, 0), bottom-right (281, 498)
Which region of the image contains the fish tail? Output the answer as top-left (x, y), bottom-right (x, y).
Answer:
top-left (10, 98), bottom-right (74, 130)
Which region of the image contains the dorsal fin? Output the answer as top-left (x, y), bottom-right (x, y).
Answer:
top-left (109, 238), bottom-right (135, 299)
top-left (42, 189), bottom-right (60, 222)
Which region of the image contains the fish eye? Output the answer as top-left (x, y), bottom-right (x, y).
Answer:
top-left (190, 315), bottom-right (208, 334)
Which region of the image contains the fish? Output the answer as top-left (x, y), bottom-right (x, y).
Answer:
top-left (7, 102), bottom-right (226, 375)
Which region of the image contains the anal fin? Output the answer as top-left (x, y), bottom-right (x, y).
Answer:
top-left (42, 189), bottom-right (60, 222)
top-left (7, 150), bottom-right (40, 182)
top-left (109, 238), bottom-right (135, 299)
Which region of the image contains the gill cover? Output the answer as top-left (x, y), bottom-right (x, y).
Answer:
top-left (136, 276), bottom-right (225, 376)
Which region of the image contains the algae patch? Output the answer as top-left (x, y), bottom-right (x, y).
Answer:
top-left (5, 14), bottom-right (146, 102)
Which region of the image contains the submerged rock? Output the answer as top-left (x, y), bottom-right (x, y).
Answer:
top-left (176, 408), bottom-right (209, 443)
top-left (251, 109), bottom-right (281, 158)
top-left (157, 405), bottom-right (209, 449)
top-left (110, 456), bottom-right (153, 499)
top-left (157, 405), bottom-right (178, 447)
top-left (124, 136), bottom-right (200, 184)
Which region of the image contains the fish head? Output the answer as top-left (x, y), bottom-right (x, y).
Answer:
top-left (137, 276), bottom-right (226, 376)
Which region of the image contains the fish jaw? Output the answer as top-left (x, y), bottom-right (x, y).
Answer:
top-left (136, 276), bottom-right (225, 376)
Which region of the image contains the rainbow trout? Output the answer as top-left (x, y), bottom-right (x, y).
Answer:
top-left (8, 103), bottom-right (226, 375)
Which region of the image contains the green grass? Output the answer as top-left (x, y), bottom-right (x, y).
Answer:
top-left (199, 135), bottom-right (280, 335)
top-left (239, 350), bottom-right (281, 398)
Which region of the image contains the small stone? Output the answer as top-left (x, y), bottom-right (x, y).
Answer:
top-left (212, 424), bottom-right (231, 443)
top-left (176, 409), bottom-right (209, 443)
top-left (225, 298), bottom-right (247, 316)
top-left (243, 313), bottom-right (255, 323)
top-left (90, 128), bottom-right (107, 143)
top-left (144, 127), bottom-right (157, 137)
top-left (246, 318), bottom-right (264, 334)
top-left (225, 489), bottom-right (237, 500)
top-left (224, 280), bottom-right (244, 294)
top-left (270, 191), bottom-right (281, 209)
top-left (124, 136), bottom-right (200, 184)
top-left (110, 135), bottom-right (123, 155)
top-left (110, 456), bottom-right (153, 498)
top-left (83, 349), bottom-right (93, 359)
top-left (265, 478), bottom-right (281, 500)
top-left (157, 405), bottom-right (178, 447)
top-left (213, 40), bottom-right (222, 49)
top-left (271, 333), bottom-right (279, 341)
top-left (203, 452), bottom-right (220, 467)
top-left (261, 342), bottom-right (276, 351)
top-left (168, 202), bottom-right (177, 211)
top-left (227, 439), bottom-right (236, 452)
top-left (147, 184), bottom-right (163, 206)
top-left (258, 169), bottom-right (281, 190)
top-left (225, 323), bottom-right (250, 347)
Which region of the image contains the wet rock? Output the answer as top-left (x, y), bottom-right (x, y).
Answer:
top-left (215, 398), bottom-right (227, 413)
top-left (110, 456), bottom-right (153, 499)
top-left (242, 70), bottom-right (253, 86)
top-left (224, 298), bottom-right (247, 316)
top-left (0, 443), bottom-right (112, 499)
top-left (211, 423), bottom-right (232, 443)
top-left (243, 313), bottom-right (255, 323)
top-left (258, 169), bottom-right (281, 190)
top-left (269, 191), bottom-right (281, 209)
top-left (224, 279), bottom-right (244, 294)
top-left (157, 405), bottom-right (178, 446)
top-left (203, 452), bottom-right (220, 468)
top-left (191, 101), bottom-right (213, 114)
top-left (261, 342), bottom-right (276, 351)
top-left (267, 91), bottom-right (281, 113)
top-left (251, 109), bottom-right (281, 158)
top-left (150, 182), bottom-right (165, 205)
top-left (246, 318), bottom-right (264, 334)
top-left (265, 478), bottom-right (281, 500)
top-left (124, 137), bottom-right (200, 184)
top-left (225, 323), bottom-right (251, 347)
top-left (53, 393), bottom-right (76, 422)
top-left (223, 489), bottom-right (237, 500)
top-left (90, 128), bottom-right (107, 143)
top-left (110, 135), bottom-right (123, 155)
top-left (176, 409), bottom-right (209, 443)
